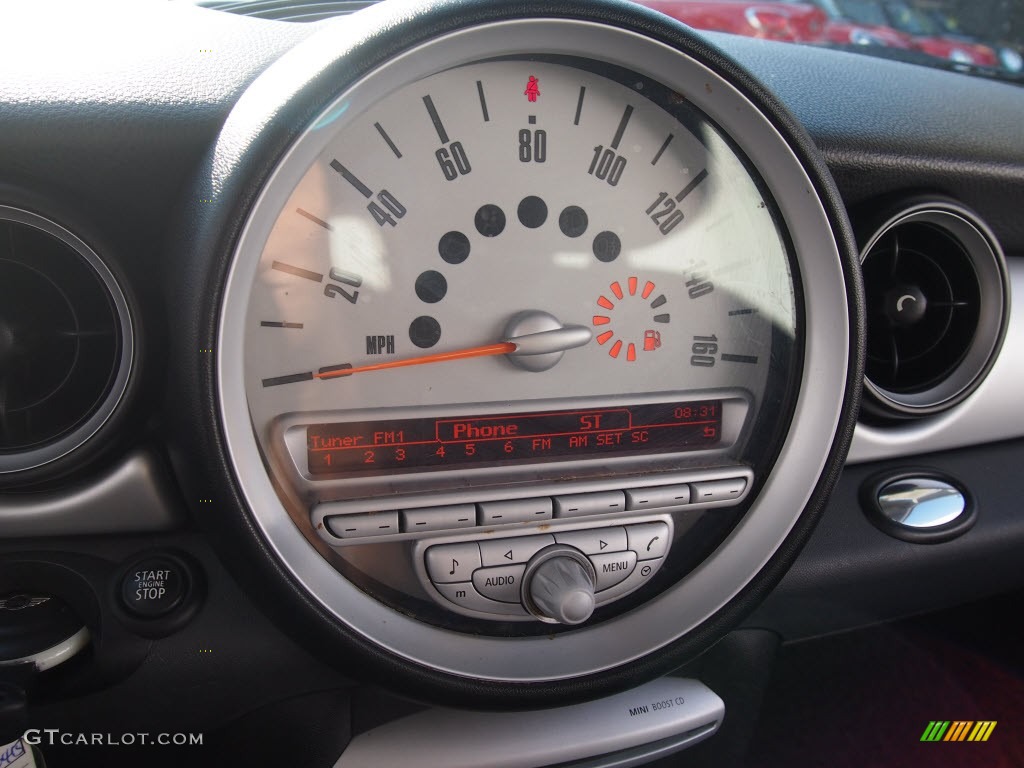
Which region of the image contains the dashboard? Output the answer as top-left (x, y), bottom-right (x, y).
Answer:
top-left (1, 1), bottom-right (1022, 766)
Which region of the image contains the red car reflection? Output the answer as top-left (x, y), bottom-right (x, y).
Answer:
top-left (639, 1), bottom-right (828, 43)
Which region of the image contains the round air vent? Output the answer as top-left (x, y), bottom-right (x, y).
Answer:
top-left (0, 206), bottom-right (132, 474)
top-left (859, 201), bottom-right (1008, 418)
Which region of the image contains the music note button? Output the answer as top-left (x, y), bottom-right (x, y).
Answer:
top-left (425, 541), bottom-right (482, 583)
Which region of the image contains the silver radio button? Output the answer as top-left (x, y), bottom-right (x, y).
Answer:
top-left (478, 497), bottom-right (553, 525)
top-left (401, 504), bottom-right (476, 533)
top-left (552, 491), bottom-right (626, 519)
top-left (433, 582), bottom-right (528, 617)
top-left (589, 551), bottom-right (637, 591)
top-left (479, 534), bottom-right (555, 567)
top-left (425, 542), bottom-right (481, 584)
top-left (554, 527), bottom-right (627, 555)
top-left (626, 522), bottom-right (670, 560)
top-left (690, 477), bottom-right (747, 503)
top-left (472, 564), bottom-right (527, 602)
top-left (623, 485), bottom-right (690, 511)
top-left (326, 511), bottom-right (400, 539)
top-left (595, 555), bottom-right (665, 605)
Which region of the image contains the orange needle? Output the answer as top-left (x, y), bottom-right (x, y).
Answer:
top-left (314, 342), bottom-right (516, 380)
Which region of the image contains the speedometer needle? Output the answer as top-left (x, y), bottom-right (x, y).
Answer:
top-left (313, 323), bottom-right (592, 380)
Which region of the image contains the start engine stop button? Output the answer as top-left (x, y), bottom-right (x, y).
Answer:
top-left (119, 556), bottom-right (187, 618)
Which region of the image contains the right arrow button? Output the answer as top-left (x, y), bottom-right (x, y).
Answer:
top-left (554, 527), bottom-right (626, 555)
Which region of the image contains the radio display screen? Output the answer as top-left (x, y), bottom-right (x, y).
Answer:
top-left (306, 400), bottom-right (722, 476)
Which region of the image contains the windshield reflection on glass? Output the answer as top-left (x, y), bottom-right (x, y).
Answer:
top-left (633, 0), bottom-right (1024, 79)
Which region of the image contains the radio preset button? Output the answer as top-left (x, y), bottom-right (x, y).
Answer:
top-left (425, 542), bottom-right (481, 584)
top-left (401, 504), bottom-right (477, 532)
top-left (626, 522), bottom-right (670, 560)
top-left (472, 564), bottom-right (527, 602)
top-left (552, 491), bottom-right (626, 519)
top-left (478, 497), bottom-right (553, 525)
top-left (690, 478), bottom-right (747, 503)
top-left (479, 534), bottom-right (555, 566)
top-left (589, 551), bottom-right (637, 590)
top-left (554, 527), bottom-right (627, 555)
top-left (624, 485), bottom-right (691, 511)
top-left (433, 582), bottom-right (528, 616)
top-left (326, 511), bottom-right (400, 539)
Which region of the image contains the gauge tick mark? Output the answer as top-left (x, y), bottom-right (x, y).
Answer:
top-left (422, 95), bottom-right (449, 144)
top-left (262, 372), bottom-right (314, 387)
top-left (652, 134), bottom-right (674, 166)
top-left (329, 160), bottom-right (372, 199)
top-left (476, 80), bottom-right (490, 122)
top-left (610, 105), bottom-right (633, 150)
top-left (573, 86), bottom-right (586, 126)
top-left (296, 208), bottom-right (332, 230)
top-left (675, 169), bottom-right (709, 203)
top-left (374, 122), bottom-right (402, 158)
top-left (272, 261), bottom-right (323, 282)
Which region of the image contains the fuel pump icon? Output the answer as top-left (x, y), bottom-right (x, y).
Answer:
top-left (643, 330), bottom-right (661, 351)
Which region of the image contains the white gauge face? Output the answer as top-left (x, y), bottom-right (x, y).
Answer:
top-left (242, 57), bottom-right (798, 486)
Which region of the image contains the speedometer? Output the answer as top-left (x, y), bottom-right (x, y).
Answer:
top-left (244, 54), bottom-right (797, 513)
top-left (179, 0), bottom-right (862, 704)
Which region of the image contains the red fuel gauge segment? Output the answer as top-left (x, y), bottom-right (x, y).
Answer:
top-left (306, 400), bottom-right (722, 476)
top-left (593, 277), bottom-right (670, 361)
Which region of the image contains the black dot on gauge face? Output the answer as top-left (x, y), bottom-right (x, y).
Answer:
top-left (517, 196), bottom-right (548, 229)
top-left (592, 231), bottom-right (621, 263)
top-left (409, 316), bottom-right (442, 349)
top-left (438, 231), bottom-right (470, 265)
top-left (559, 206), bottom-right (589, 238)
top-left (415, 270), bottom-right (448, 304)
top-left (474, 204), bottom-right (506, 237)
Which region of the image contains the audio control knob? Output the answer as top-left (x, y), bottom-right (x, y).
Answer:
top-left (523, 546), bottom-right (597, 625)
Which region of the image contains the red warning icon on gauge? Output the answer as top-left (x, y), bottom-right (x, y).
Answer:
top-left (593, 278), bottom-right (670, 361)
top-left (524, 76), bottom-right (540, 102)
